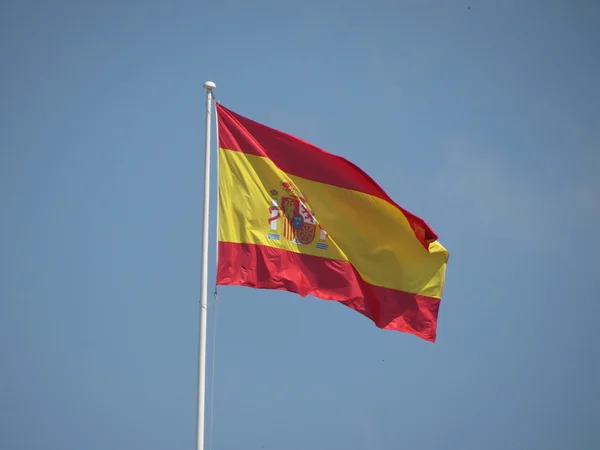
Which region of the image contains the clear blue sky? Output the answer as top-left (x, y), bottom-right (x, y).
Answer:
top-left (2, 1), bottom-right (599, 449)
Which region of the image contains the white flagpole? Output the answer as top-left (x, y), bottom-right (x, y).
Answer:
top-left (196, 80), bottom-right (216, 450)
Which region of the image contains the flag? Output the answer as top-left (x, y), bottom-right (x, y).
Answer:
top-left (215, 104), bottom-right (449, 342)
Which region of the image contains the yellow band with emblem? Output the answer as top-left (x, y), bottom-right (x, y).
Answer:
top-left (218, 148), bottom-right (448, 299)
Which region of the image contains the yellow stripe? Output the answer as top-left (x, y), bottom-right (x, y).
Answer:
top-left (218, 148), bottom-right (448, 298)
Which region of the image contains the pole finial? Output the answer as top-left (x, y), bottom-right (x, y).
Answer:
top-left (203, 81), bottom-right (216, 91)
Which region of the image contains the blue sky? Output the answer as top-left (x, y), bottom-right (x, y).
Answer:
top-left (1, 1), bottom-right (599, 449)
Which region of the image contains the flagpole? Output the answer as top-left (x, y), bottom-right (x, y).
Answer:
top-left (196, 80), bottom-right (215, 450)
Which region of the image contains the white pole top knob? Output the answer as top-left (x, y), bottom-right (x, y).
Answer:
top-left (203, 81), bottom-right (216, 91)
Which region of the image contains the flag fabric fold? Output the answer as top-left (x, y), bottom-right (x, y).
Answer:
top-left (215, 103), bottom-right (449, 342)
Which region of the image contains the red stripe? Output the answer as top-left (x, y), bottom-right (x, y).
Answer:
top-left (216, 104), bottom-right (438, 248)
top-left (217, 241), bottom-right (440, 342)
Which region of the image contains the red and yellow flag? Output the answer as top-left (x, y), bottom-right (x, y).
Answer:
top-left (216, 104), bottom-right (449, 342)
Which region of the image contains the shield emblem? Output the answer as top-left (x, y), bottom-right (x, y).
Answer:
top-left (279, 196), bottom-right (317, 245)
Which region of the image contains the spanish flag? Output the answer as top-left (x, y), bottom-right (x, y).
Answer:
top-left (216, 104), bottom-right (449, 342)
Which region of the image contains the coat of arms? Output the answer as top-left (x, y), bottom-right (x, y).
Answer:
top-left (267, 181), bottom-right (328, 249)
